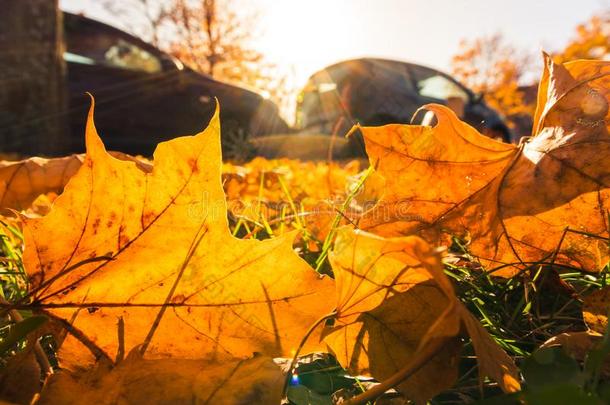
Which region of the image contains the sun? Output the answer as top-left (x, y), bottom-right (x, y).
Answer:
top-left (255, 0), bottom-right (361, 87)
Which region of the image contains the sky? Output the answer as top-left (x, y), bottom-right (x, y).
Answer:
top-left (255, 0), bottom-right (607, 79)
top-left (61, 0), bottom-right (607, 117)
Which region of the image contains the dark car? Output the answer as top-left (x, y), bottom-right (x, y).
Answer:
top-left (295, 58), bottom-right (512, 150)
top-left (62, 12), bottom-right (288, 158)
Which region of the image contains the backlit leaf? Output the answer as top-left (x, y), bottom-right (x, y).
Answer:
top-left (359, 55), bottom-right (610, 275)
top-left (21, 101), bottom-right (334, 366)
top-left (323, 227), bottom-right (519, 403)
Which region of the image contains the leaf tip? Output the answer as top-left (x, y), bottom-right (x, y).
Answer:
top-left (211, 97), bottom-right (221, 131)
top-left (84, 94), bottom-right (108, 159)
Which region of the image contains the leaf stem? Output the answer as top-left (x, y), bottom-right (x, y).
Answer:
top-left (281, 310), bottom-right (337, 398)
top-left (345, 336), bottom-right (450, 405)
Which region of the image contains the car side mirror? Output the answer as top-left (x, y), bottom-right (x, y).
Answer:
top-left (160, 55), bottom-right (187, 87)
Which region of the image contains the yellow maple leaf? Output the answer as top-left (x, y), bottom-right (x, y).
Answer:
top-left (38, 355), bottom-right (283, 404)
top-left (21, 101), bottom-right (334, 365)
top-left (323, 227), bottom-right (519, 403)
top-left (359, 55), bottom-right (610, 275)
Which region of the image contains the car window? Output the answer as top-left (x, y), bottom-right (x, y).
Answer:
top-left (368, 60), bottom-right (414, 92)
top-left (296, 70), bottom-right (344, 130)
top-left (65, 20), bottom-right (162, 73)
top-left (410, 66), bottom-right (469, 102)
top-left (296, 60), bottom-right (415, 129)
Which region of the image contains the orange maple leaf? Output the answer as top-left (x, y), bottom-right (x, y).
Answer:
top-left (360, 55), bottom-right (610, 275)
top-left (21, 101), bottom-right (334, 365)
top-left (323, 227), bottom-right (519, 403)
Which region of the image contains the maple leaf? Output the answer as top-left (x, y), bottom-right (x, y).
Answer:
top-left (21, 101), bottom-right (334, 364)
top-left (323, 227), bottom-right (519, 403)
top-left (359, 55), bottom-right (610, 275)
top-left (38, 355), bottom-right (283, 404)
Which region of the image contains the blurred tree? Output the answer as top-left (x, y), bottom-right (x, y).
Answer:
top-left (167, 0), bottom-right (263, 80)
top-left (101, 0), bottom-right (170, 47)
top-left (0, 0), bottom-right (68, 155)
top-left (555, 12), bottom-right (610, 63)
top-left (451, 33), bottom-right (534, 119)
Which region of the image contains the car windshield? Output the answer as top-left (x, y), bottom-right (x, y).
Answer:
top-left (296, 60), bottom-right (414, 130)
top-left (64, 19), bottom-right (162, 73)
top-left (410, 66), bottom-right (469, 102)
top-left (296, 69), bottom-right (345, 131)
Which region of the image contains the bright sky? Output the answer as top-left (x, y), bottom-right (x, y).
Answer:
top-left (61, 0), bottom-right (607, 117)
top-left (61, 0), bottom-right (607, 81)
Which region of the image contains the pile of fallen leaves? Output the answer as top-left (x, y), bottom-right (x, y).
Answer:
top-left (1, 55), bottom-right (610, 404)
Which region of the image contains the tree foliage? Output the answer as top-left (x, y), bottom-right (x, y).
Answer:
top-left (555, 13), bottom-right (610, 63)
top-left (451, 33), bottom-right (534, 118)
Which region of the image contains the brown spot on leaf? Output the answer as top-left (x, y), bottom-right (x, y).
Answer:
top-left (92, 218), bottom-right (101, 234)
top-left (172, 294), bottom-right (186, 304)
top-left (188, 158), bottom-right (199, 173)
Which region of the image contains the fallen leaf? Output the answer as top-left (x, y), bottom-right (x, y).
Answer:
top-left (583, 286), bottom-right (610, 334)
top-left (0, 152), bottom-right (151, 212)
top-left (222, 157), bottom-right (362, 239)
top-left (541, 331), bottom-right (610, 379)
top-left (323, 227), bottom-right (519, 403)
top-left (359, 55), bottom-right (610, 275)
top-left (38, 353), bottom-right (283, 405)
top-left (542, 331), bottom-right (603, 362)
top-left (0, 155), bottom-right (83, 212)
top-left (21, 100), bottom-right (334, 365)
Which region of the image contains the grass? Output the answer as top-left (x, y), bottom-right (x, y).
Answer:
top-left (445, 240), bottom-right (597, 358)
top-left (436, 237), bottom-right (605, 403)
top-left (0, 221), bottom-right (34, 365)
top-left (0, 221), bottom-right (27, 303)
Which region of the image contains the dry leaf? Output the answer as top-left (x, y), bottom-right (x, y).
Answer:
top-left (323, 227), bottom-right (519, 403)
top-left (542, 331), bottom-right (602, 360)
top-left (541, 331), bottom-right (610, 377)
top-left (359, 55), bottom-right (610, 275)
top-left (583, 286), bottom-right (610, 334)
top-left (38, 354), bottom-right (282, 405)
top-left (22, 101), bottom-right (334, 365)
top-left (0, 153), bottom-right (151, 212)
top-left (0, 155), bottom-right (83, 212)
top-left (223, 157), bottom-right (362, 239)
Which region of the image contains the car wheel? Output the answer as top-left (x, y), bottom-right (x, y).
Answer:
top-left (221, 118), bottom-right (256, 162)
